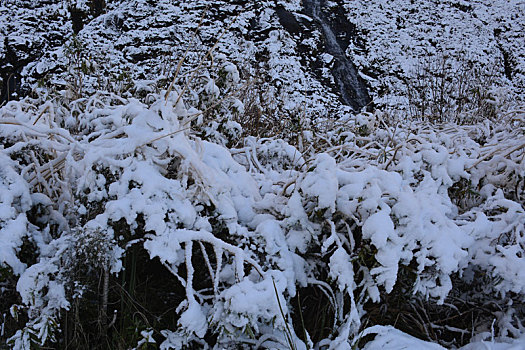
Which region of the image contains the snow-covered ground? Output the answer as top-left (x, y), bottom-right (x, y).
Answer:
top-left (344, 0), bottom-right (525, 113)
top-left (1, 1), bottom-right (525, 349)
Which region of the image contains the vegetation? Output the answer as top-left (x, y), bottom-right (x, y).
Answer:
top-left (1, 1), bottom-right (525, 349)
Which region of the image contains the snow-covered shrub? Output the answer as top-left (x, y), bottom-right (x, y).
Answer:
top-left (0, 79), bottom-right (300, 348)
top-left (2, 3), bottom-right (525, 348)
top-left (2, 74), bottom-right (525, 349)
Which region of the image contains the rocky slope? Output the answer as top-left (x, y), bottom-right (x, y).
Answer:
top-left (2, 0), bottom-right (523, 118)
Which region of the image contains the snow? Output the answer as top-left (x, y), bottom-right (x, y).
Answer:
top-left (362, 326), bottom-right (525, 350)
top-left (344, 0), bottom-right (525, 112)
top-left (0, 154), bottom-right (31, 276)
top-left (361, 326), bottom-right (447, 350)
top-left (2, 0), bottom-right (525, 349)
top-left (178, 300), bottom-right (208, 338)
top-left (300, 153), bottom-right (338, 213)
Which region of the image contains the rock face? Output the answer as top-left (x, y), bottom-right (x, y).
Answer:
top-left (0, 0), bottom-right (371, 114)
top-left (0, 0), bottom-right (106, 105)
top-left (0, 38), bottom-right (23, 104)
top-left (0, 1), bottom-right (69, 104)
top-left (302, 0), bottom-right (370, 111)
top-left (1, 0), bottom-right (523, 113)
top-left (273, 0), bottom-right (371, 111)
top-left (344, 0), bottom-right (525, 111)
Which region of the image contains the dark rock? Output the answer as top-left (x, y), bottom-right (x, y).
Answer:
top-left (275, 6), bottom-right (302, 36)
top-left (70, 6), bottom-right (86, 34)
top-left (0, 37), bottom-right (36, 104)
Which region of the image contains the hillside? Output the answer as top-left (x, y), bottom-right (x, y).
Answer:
top-left (1, 1), bottom-right (525, 349)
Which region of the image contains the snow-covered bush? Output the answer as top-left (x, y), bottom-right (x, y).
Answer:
top-left (2, 2), bottom-right (525, 349)
top-left (2, 74), bottom-right (525, 348)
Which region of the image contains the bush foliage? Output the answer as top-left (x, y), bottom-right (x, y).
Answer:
top-left (2, 2), bottom-right (525, 349)
top-left (1, 44), bottom-right (525, 349)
